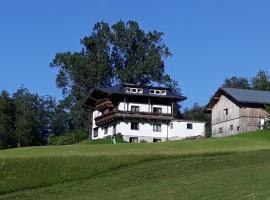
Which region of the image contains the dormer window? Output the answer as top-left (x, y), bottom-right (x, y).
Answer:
top-left (126, 87), bottom-right (143, 94)
top-left (126, 87), bottom-right (131, 93)
top-left (149, 89), bottom-right (167, 96)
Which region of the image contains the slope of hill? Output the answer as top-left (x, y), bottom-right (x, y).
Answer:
top-left (1, 130), bottom-right (270, 199)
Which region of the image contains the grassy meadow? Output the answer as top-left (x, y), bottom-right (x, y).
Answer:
top-left (1, 131), bottom-right (270, 199)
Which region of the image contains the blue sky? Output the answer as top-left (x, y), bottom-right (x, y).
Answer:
top-left (1, 0), bottom-right (270, 108)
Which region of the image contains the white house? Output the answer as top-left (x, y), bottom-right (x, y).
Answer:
top-left (84, 84), bottom-right (206, 143)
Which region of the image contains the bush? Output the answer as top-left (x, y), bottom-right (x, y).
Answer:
top-left (48, 131), bottom-right (88, 145)
top-left (80, 133), bottom-right (126, 145)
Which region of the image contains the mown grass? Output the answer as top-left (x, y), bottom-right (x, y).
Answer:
top-left (2, 150), bottom-right (270, 200)
top-left (1, 130), bottom-right (270, 199)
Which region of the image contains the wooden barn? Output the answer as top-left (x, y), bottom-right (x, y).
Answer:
top-left (205, 88), bottom-right (270, 137)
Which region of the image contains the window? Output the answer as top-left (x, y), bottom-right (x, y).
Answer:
top-left (224, 108), bottom-right (229, 115)
top-left (132, 88), bottom-right (137, 93)
top-left (137, 89), bottom-right (143, 93)
top-left (153, 107), bottom-right (162, 113)
top-left (230, 125), bottom-right (233, 131)
top-left (126, 87), bottom-right (144, 94)
top-left (131, 106), bottom-right (140, 112)
top-left (170, 123), bottom-right (173, 129)
top-left (161, 90), bottom-right (167, 95)
top-left (129, 137), bottom-right (138, 143)
top-left (153, 124), bottom-right (161, 132)
top-left (219, 127), bottom-right (223, 134)
top-left (104, 127), bottom-right (108, 135)
top-left (153, 138), bottom-right (162, 143)
top-left (237, 126), bottom-right (240, 132)
top-left (187, 123), bottom-right (193, 129)
top-left (149, 89), bottom-right (167, 95)
top-left (126, 88), bottom-right (130, 92)
top-left (131, 122), bottom-right (139, 130)
top-left (93, 127), bottom-right (99, 137)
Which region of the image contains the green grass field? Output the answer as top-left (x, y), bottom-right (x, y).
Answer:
top-left (1, 131), bottom-right (270, 199)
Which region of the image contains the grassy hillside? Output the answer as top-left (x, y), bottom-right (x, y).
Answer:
top-left (1, 130), bottom-right (270, 199)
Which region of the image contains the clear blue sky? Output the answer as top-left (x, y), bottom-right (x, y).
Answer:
top-left (1, 0), bottom-right (270, 108)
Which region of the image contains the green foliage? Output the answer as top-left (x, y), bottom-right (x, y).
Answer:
top-left (251, 69), bottom-right (270, 91)
top-left (222, 76), bottom-right (251, 89)
top-left (263, 104), bottom-right (270, 130)
top-left (50, 20), bottom-right (181, 133)
top-left (223, 69), bottom-right (270, 91)
top-left (0, 86), bottom-right (75, 149)
top-left (0, 91), bottom-right (16, 149)
top-left (183, 103), bottom-right (211, 137)
top-left (81, 133), bottom-right (126, 145)
top-left (48, 132), bottom-right (88, 145)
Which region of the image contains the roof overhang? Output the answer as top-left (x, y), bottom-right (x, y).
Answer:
top-left (83, 85), bottom-right (187, 109)
top-left (204, 87), bottom-right (267, 113)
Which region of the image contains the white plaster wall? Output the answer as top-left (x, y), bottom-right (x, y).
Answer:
top-left (169, 121), bottom-right (205, 139)
top-left (116, 121), bottom-right (169, 138)
top-left (118, 102), bottom-right (172, 114)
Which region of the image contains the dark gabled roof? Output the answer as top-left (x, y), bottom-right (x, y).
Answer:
top-left (84, 84), bottom-right (187, 108)
top-left (205, 87), bottom-right (270, 113)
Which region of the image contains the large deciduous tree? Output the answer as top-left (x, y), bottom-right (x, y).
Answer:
top-left (50, 20), bottom-right (181, 132)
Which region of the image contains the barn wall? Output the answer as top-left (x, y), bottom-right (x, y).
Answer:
top-left (211, 95), bottom-right (267, 137)
top-left (211, 95), bottom-right (241, 136)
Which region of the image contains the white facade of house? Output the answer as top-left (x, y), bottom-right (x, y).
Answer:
top-left (92, 102), bottom-right (206, 143)
top-left (118, 102), bottom-right (172, 114)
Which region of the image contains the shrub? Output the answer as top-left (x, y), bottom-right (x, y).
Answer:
top-left (48, 131), bottom-right (88, 145)
top-left (80, 133), bottom-right (126, 145)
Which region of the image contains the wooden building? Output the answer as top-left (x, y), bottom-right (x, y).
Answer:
top-left (84, 84), bottom-right (206, 143)
top-left (205, 87), bottom-right (270, 137)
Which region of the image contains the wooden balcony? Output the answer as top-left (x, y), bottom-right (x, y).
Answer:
top-left (95, 110), bottom-right (173, 126)
top-left (95, 99), bottom-right (114, 112)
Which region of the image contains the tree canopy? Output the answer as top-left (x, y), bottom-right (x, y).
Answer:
top-left (50, 20), bottom-right (181, 132)
top-left (223, 69), bottom-right (270, 91)
top-left (222, 76), bottom-right (251, 89)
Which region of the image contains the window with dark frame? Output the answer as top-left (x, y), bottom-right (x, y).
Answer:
top-left (153, 124), bottom-right (161, 132)
top-left (153, 107), bottom-right (162, 113)
top-left (224, 108), bottom-right (229, 115)
top-left (93, 127), bottom-right (99, 137)
top-left (219, 127), bottom-right (223, 134)
top-left (237, 126), bottom-right (240, 131)
top-left (131, 106), bottom-right (140, 112)
top-left (187, 123), bottom-right (193, 129)
top-left (170, 123), bottom-right (173, 129)
top-left (131, 122), bottom-right (139, 130)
